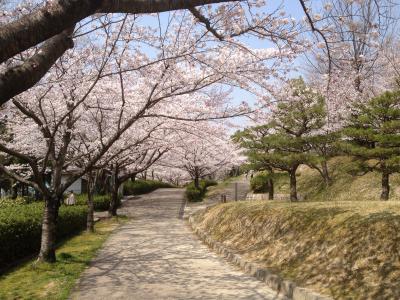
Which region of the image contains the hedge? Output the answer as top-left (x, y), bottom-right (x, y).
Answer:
top-left (75, 194), bottom-right (112, 211)
top-left (123, 179), bottom-right (175, 196)
top-left (0, 203), bottom-right (87, 269)
top-left (185, 179), bottom-right (217, 202)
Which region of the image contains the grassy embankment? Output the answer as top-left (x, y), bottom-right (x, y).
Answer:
top-left (273, 156), bottom-right (400, 201)
top-left (0, 217), bottom-right (127, 300)
top-left (193, 158), bottom-right (400, 299)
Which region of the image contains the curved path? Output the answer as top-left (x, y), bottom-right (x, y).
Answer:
top-left (71, 188), bottom-right (280, 300)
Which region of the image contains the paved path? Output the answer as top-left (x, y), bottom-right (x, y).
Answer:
top-left (72, 188), bottom-right (280, 300)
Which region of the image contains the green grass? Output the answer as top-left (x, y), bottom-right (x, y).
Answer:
top-left (193, 201), bottom-right (400, 299)
top-left (0, 217), bottom-right (127, 300)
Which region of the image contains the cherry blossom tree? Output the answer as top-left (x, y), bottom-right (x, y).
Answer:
top-left (0, 0), bottom-right (307, 104)
top-left (164, 122), bottom-right (241, 188)
top-left (1, 10), bottom-right (286, 261)
top-left (303, 0), bottom-right (399, 129)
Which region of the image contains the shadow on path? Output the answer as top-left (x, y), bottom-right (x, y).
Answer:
top-left (71, 188), bottom-right (280, 300)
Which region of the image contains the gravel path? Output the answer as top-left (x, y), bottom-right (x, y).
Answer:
top-left (71, 188), bottom-right (280, 300)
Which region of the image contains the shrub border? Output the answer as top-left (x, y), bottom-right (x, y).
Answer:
top-left (188, 214), bottom-right (332, 300)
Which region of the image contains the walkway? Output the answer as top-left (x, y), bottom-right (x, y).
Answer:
top-left (71, 188), bottom-right (280, 300)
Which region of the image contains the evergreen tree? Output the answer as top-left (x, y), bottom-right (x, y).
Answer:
top-left (234, 78), bottom-right (329, 201)
top-left (233, 125), bottom-right (277, 200)
top-left (340, 90), bottom-right (400, 200)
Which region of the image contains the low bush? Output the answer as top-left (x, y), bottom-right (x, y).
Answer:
top-left (199, 179), bottom-right (218, 190)
top-left (123, 179), bottom-right (174, 196)
top-left (0, 196), bottom-right (37, 207)
top-left (185, 179), bottom-right (218, 202)
top-left (250, 172), bottom-right (271, 193)
top-left (250, 172), bottom-right (286, 193)
top-left (0, 203), bottom-right (87, 269)
top-left (185, 185), bottom-right (203, 202)
top-left (75, 194), bottom-right (111, 211)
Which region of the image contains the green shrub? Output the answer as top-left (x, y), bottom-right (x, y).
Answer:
top-left (185, 185), bottom-right (203, 202)
top-left (123, 179), bottom-right (174, 196)
top-left (185, 179), bottom-right (218, 202)
top-left (250, 172), bottom-right (287, 193)
top-left (250, 172), bottom-right (271, 193)
top-left (0, 203), bottom-right (87, 269)
top-left (0, 196), bottom-right (37, 207)
top-left (199, 179), bottom-right (218, 191)
top-left (75, 194), bottom-right (112, 211)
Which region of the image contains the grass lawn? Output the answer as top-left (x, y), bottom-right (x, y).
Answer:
top-left (193, 200), bottom-right (400, 299)
top-left (0, 217), bottom-right (127, 300)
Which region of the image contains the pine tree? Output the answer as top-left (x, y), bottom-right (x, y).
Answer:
top-left (340, 90), bottom-right (400, 200)
top-left (234, 78), bottom-right (329, 201)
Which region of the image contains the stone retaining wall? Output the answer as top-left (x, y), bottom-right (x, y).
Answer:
top-left (188, 215), bottom-right (332, 300)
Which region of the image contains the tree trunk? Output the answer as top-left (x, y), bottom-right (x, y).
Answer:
top-left (194, 176), bottom-right (200, 189)
top-left (38, 196), bottom-right (58, 262)
top-left (289, 168), bottom-right (298, 202)
top-left (11, 182), bottom-right (17, 199)
top-left (87, 192), bottom-right (94, 232)
top-left (86, 171), bottom-right (97, 232)
top-left (86, 172), bottom-right (95, 232)
top-left (381, 172), bottom-right (390, 201)
top-left (109, 183), bottom-right (120, 217)
top-left (268, 178), bottom-right (274, 200)
top-left (321, 161), bottom-right (332, 186)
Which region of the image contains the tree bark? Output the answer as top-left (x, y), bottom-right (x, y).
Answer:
top-left (381, 171), bottom-right (390, 201)
top-left (109, 184), bottom-right (119, 217)
top-left (194, 176), bottom-right (200, 189)
top-left (86, 172), bottom-right (95, 232)
top-left (11, 183), bottom-right (17, 199)
top-left (321, 161), bottom-right (332, 186)
top-left (0, 0), bottom-right (233, 64)
top-left (38, 196), bottom-right (59, 262)
top-left (289, 167), bottom-right (298, 202)
top-left (0, 28), bottom-right (75, 105)
top-left (268, 178), bottom-right (274, 200)
top-left (108, 165), bottom-right (119, 217)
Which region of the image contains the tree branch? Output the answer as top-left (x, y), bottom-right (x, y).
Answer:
top-left (188, 7), bottom-right (224, 40)
top-left (0, 27), bottom-right (75, 105)
top-left (0, 0), bottom-right (237, 64)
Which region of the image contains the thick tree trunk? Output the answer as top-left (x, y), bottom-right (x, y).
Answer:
top-left (289, 168), bottom-right (298, 202)
top-left (38, 196), bottom-right (59, 262)
top-left (194, 176), bottom-right (200, 189)
top-left (11, 184), bottom-right (17, 199)
top-left (109, 183), bottom-right (120, 217)
top-left (268, 178), bottom-right (274, 200)
top-left (381, 172), bottom-right (390, 201)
